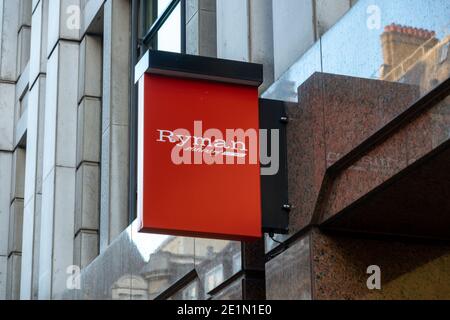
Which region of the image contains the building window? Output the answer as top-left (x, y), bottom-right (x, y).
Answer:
top-left (139, 0), bottom-right (185, 54)
top-left (130, 0), bottom-right (186, 223)
top-left (204, 264), bottom-right (224, 293)
top-left (231, 252), bottom-right (242, 274)
top-left (141, 0), bottom-right (158, 32)
top-left (182, 282), bottom-right (198, 300)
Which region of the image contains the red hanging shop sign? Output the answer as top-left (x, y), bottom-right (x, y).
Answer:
top-left (135, 50), bottom-right (264, 241)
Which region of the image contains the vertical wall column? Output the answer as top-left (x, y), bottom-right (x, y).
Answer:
top-left (16, 0), bottom-right (32, 79)
top-left (38, 0), bottom-right (80, 300)
top-left (100, 0), bottom-right (130, 253)
top-left (6, 0), bottom-right (32, 300)
top-left (0, 0), bottom-right (20, 300)
top-left (7, 148), bottom-right (25, 300)
top-left (216, 0), bottom-right (274, 92)
top-left (186, 0), bottom-right (217, 57)
top-left (266, 228), bottom-right (450, 300)
top-left (74, 34), bottom-right (102, 269)
top-left (21, 0), bottom-right (49, 300)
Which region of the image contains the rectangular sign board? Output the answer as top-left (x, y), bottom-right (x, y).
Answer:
top-left (136, 50), bottom-right (264, 240)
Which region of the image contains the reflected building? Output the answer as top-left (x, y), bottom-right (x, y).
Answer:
top-left (111, 275), bottom-right (148, 300)
top-left (107, 235), bottom-right (241, 300)
top-left (381, 23), bottom-right (450, 94)
top-left (380, 23), bottom-right (450, 150)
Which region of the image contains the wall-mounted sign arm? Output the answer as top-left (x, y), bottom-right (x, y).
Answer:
top-left (259, 98), bottom-right (291, 235)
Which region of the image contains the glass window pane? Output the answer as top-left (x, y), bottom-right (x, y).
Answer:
top-left (157, 0), bottom-right (181, 53)
top-left (140, 0), bottom-right (182, 53)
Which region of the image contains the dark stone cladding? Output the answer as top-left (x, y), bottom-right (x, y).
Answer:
top-left (285, 72), bottom-right (420, 234)
top-left (265, 72), bottom-right (450, 300)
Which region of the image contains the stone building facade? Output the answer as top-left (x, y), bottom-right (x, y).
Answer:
top-left (0, 0), bottom-right (449, 300)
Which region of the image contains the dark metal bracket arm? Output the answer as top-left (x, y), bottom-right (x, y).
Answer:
top-left (260, 98), bottom-right (290, 235)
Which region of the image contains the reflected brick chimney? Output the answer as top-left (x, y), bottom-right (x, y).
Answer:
top-left (381, 23), bottom-right (439, 80)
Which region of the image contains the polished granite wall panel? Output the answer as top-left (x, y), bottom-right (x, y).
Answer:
top-left (323, 128), bottom-right (409, 219)
top-left (428, 96), bottom-right (450, 149)
top-left (321, 94), bottom-right (450, 223)
top-left (407, 95), bottom-right (450, 164)
top-left (265, 228), bottom-right (450, 300)
top-left (286, 74), bottom-right (326, 232)
top-left (321, 74), bottom-right (418, 168)
top-left (318, 143), bottom-right (450, 239)
top-left (406, 108), bottom-right (434, 165)
top-left (285, 73), bottom-right (419, 234)
top-left (265, 234), bottom-right (312, 300)
top-left (310, 229), bottom-right (450, 300)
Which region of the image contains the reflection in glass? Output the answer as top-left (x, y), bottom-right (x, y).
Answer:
top-left (261, 41), bottom-right (322, 102)
top-left (194, 239), bottom-right (242, 296)
top-left (129, 222), bottom-right (195, 299)
top-left (231, 252), bottom-right (241, 274)
top-left (210, 276), bottom-right (243, 300)
top-left (204, 264), bottom-right (224, 293)
top-left (263, 0), bottom-right (450, 102)
top-left (379, 23), bottom-right (450, 95)
top-left (141, 0), bottom-right (158, 33)
top-left (168, 278), bottom-right (205, 300)
top-left (67, 220), bottom-right (244, 299)
top-left (182, 281), bottom-right (199, 300)
top-left (111, 275), bottom-right (149, 300)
